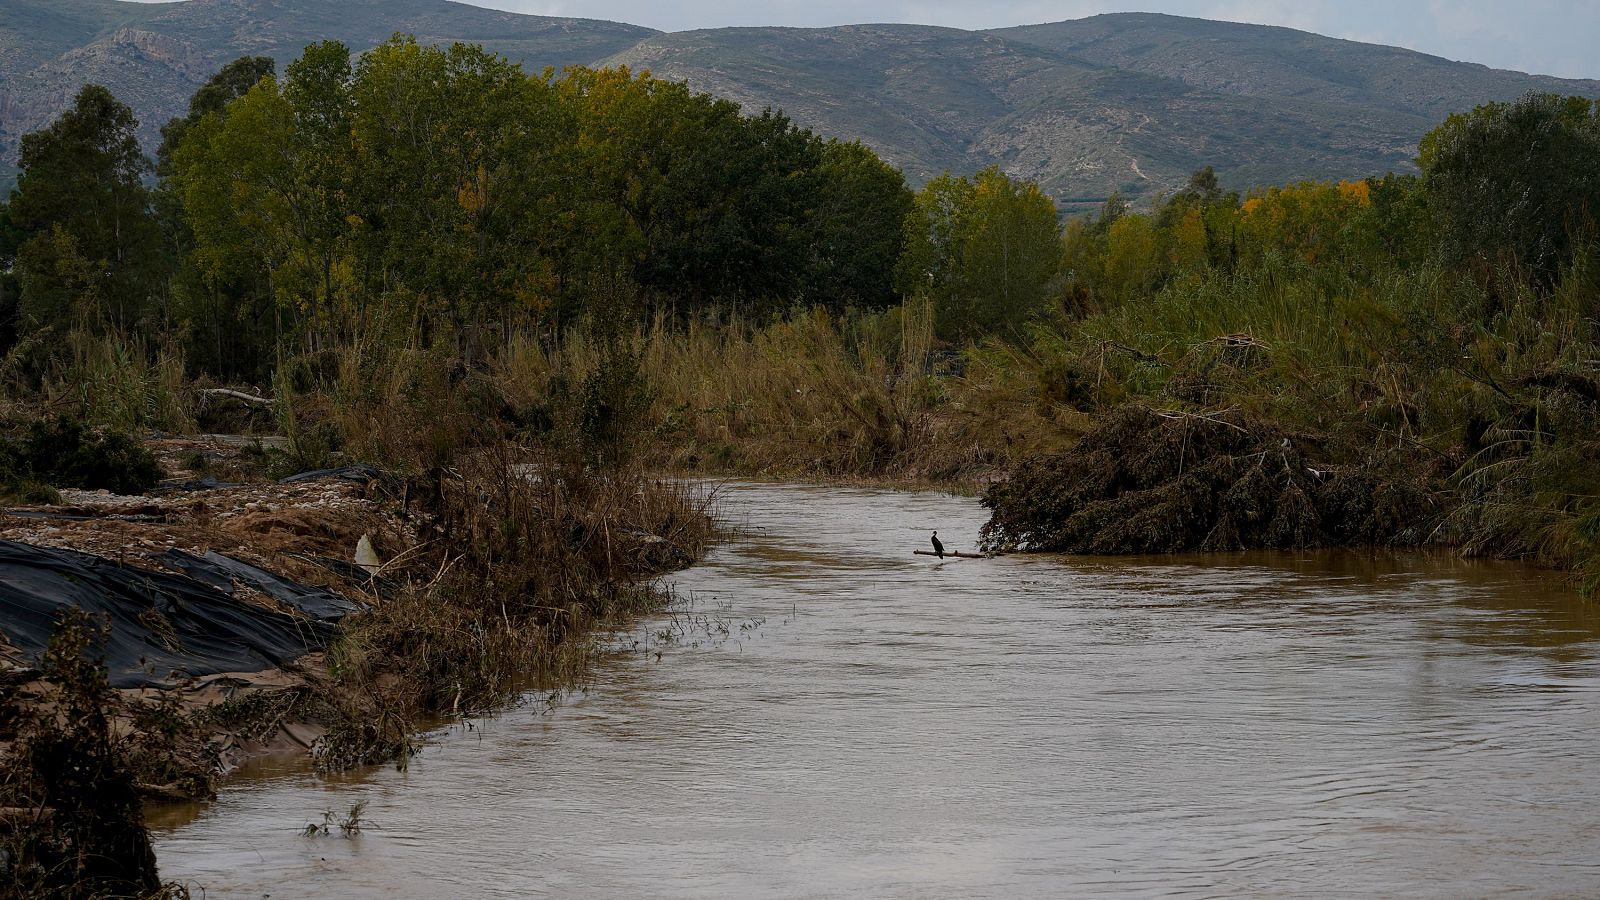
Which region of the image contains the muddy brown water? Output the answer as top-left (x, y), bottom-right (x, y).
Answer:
top-left (149, 482), bottom-right (1600, 897)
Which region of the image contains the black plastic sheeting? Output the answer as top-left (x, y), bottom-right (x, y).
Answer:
top-left (286, 552), bottom-right (400, 601)
top-left (0, 540), bottom-right (330, 688)
top-left (278, 465), bottom-right (389, 485)
top-left (157, 476), bottom-right (245, 492)
top-left (159, 549), bottom-right (365, 622)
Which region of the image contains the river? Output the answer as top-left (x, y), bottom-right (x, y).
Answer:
top-left (150, 481), bottom-right (1600, 897)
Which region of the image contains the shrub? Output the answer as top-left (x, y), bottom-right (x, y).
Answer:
top-left (18, 417), bottom-right (162, 495)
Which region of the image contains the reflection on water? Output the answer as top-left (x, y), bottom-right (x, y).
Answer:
top-left (151, 482), bottom-right (1600, 897)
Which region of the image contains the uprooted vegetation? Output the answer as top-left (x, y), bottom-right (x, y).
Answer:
top-left (0, 611), bottom-right (176, 900)
top-left (981, 406), bottom-right (1442, 554)
top-left (314, 451), bottom-right (716, 770)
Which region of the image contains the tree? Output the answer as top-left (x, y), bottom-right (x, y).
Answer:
top-left (155, 56), bottom-right (279, 376)
top-left (804, 140), bottom-right (914, 310)
top-left (176, 41), bottom-right (359, 358)
top-left (8, 85), bottom-right (162, 333)
top-left (1177, 165), bottom-right (1223, 205)
top-left (899, 166), bottom-right (1061, 337)
top-left (1, 200), bottom-right (25, 352)
top-left (1421, 93), bottom-right (1600, 289)
top-left (170, 80), bottom-right (299, 376)
top-left (349, 38), bottom-right (549, 331)
top-left (1102, 213), bottom-right (1159, 303)
top-left (157, 55), bottom-right (276, 178)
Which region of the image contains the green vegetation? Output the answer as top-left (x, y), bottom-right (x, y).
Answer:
top-left (898, 167), bottom-right (1061, 338)
top-left (2, 31), bottom-right (1599, 894)
top-left (3, 39), bottom-right (1597, 595)
top-left (0, 417), bottom-right (162, 499)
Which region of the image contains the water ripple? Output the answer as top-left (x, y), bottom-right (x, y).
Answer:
top-left (152, 481), bottom-right (1600, 898)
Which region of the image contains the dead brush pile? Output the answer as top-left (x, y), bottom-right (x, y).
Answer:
top-left (980, 405), bottom-right (1445, 554)
top-left (315, 447), bottom-right (715, 770)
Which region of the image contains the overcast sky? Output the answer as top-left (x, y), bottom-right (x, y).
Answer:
top-left (124, 1), bottom-right (1600, 80)
top-left (492, 1), bottom-right (1600, 80)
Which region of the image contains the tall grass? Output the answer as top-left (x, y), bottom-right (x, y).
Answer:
top-left (487, 299), bottom-right (1078, 488)
top-left (1, 329), bottom-right (195, 432)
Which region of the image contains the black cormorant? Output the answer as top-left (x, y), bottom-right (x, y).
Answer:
top-left (931, 530), bottom-right (944, 559)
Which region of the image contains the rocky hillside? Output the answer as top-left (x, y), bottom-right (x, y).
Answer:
top-left (4, 2), bottom-right (1598, 201)
top-left (605, 15), bottom-right (1600, 202)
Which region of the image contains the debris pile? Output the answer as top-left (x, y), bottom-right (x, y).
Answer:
top-left (980, 406), bottom-right (1440, 554)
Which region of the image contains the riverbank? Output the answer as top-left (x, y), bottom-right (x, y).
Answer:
top-left (0, 432), bottom-right (715, 897)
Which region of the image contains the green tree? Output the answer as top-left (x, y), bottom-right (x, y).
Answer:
top-left (172, 78), bottom-right (301, 359)
top-left (0, 200), bottom-right (20, 351)
top-left (561, 68), bottom-right (821, 310)
top-left (157, 55), bottom-right (276, 178)
top-left (1420, 93), bottom-right (1600, 289)
top-left (175, 42), bottom-right (357, 359)
top-left (805, 140), bottom-right (914, 310)
top-left (350, 38), bottom-right (546, 331)
top-left (8, 85), bottom-right (163, 332)
top-left (900, 166), bottom-right (1061, 336)
top-left (156, 56), bottom-right (278, 377)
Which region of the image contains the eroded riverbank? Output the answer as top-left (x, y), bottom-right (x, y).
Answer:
top-left (152, 482), bottom-right (1600, 897)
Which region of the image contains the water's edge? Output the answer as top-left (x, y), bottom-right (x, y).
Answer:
top-left (151, 482), bottom-right (1600, 898)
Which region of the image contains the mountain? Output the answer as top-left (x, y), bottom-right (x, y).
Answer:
top-left (0, 0), bottom-right (656, 184)
top-left (3, 2), bottom-right (1598, 202)
top-left (991, 15), bottom-right (1597, 124)
top-left (604, 15), bottom-right (1600, 204)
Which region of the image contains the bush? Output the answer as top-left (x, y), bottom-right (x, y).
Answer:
top-left (25, 418), bottom-right (162, 494)
top-left (0, 417), bottom-right (163, 498)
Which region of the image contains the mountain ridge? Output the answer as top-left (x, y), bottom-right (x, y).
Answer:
top-left (3, 0), bottom-right (1598, 200)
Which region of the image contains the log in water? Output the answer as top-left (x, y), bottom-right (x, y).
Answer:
top-left (151, 481), bottom-right (1600, 897)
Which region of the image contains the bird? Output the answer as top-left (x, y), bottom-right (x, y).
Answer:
top-left (931, 530), bottom-right (945, 559)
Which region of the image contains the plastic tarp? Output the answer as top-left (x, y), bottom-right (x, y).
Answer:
top-left (0, 540), bottom-right (330, 688)
top-left (159, 549), bottom-right (365, 622)
top-left (286, 552), bottom-right (399, 601)
top-left (278, 464), bottom-right (389, 485)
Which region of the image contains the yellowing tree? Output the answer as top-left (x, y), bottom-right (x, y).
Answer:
top-left (1167, 207), bottom-right (1209, 275)
top-left (1102, 213), bottom-right (1159, 303)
